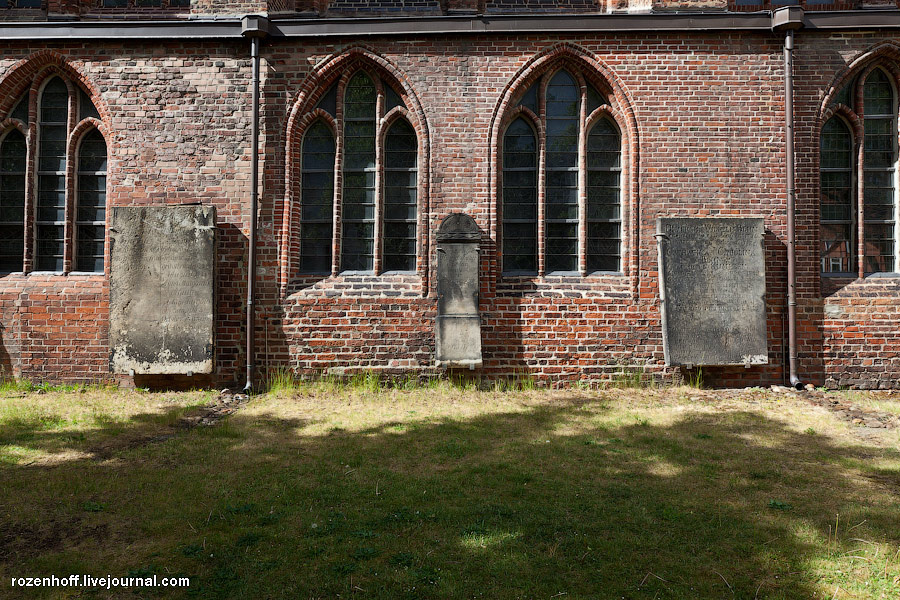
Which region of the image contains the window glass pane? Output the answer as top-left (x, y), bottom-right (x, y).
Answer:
top-left (384, 119), bottom-right (417, 272)
top-left (10, 96), bottom-right (28, 124)
top-left (864, 118), bottom-right (894, 168)
top-left (546, 71), bottom-right (579, 118)
top-left (0, 225), bottom-right (24, 272)
top-left (316, 85), bottom-right (337, 117)
top-left (503, 117), bottom-right (537, 274)
top-left (864, 69), bottom-right (894, 116)
top-left (385, 86), bottom-right (404, 113)
top-left (300, 223), bottom-right (332, 274)
top-left (1, 133), bottom-right (26, 174)
top-left (833, 80), bottom-right (852, 109)
top-left (821, 223), bottom-right (852, 273)
top-left (820, 117), bottom-right (854, 273)
top-left (545, 71), bottom-right (580, 272)
top-left (40, 78), bottom-right (68, 124)
top-left (75, 225), bottom-right (105, 272)
top-left (586, 83), bottom-right (607, 114)
top-left (864, 223), bottom-right (895, 272)
top-left (37, 81), bottom-right (67, 271)
top-left (300, 121), bottom-right (335, 274)
top-left (502, 222), bottom-right (537, 273)
top-left (862, 76), bottom-right (897, 272)
top-left (35, 224), bottom-right (63, 271)
top-left (342, 75), bottom-right (377, 272)
top-left (517, 84), bottom-right (537, 114)
top-left (344, 72), bottom-right (376, 120)
top-left (79, 129), bottom-right (107, 172)
top-left (821, 118), bottom-right (852, 169)
top-left (76, 130), bottom-right (106, 272)
top-left (546, 222), bottom-right (577, 272)
top-left (78, 89), bottom-right (100, 122)
top-left (0, 129), bottom-right (24, 270)
top-left (341, 223), bottom-right (374, 271)
top-left (586, 118), bottom-right (621, 273)
top-left (38, 76), bottom-right (68, 281)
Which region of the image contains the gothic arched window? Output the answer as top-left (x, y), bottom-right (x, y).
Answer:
top-left (297, 70), bottom-right (419, 276)
top-left (0, 74), bottom-right (106, 275)
top-left (501, 68), bottom-right (622, 276)
top-left (822, 67), bottom-right (899, 275)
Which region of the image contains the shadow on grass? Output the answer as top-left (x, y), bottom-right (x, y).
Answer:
top-left (1, 395), bottom-right (899, 599)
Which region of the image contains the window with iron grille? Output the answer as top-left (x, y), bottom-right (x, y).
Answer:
top-left (501, 68), bottom-right (622, 276)
top-left (298, 71), bottom-right (418, 275)
top-left (0, 75), bottom-right (107, 274)
top-left (821, 67), bottom-right (900, 275)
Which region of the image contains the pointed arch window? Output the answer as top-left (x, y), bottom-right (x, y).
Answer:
top-left (0, 74), bottom-right (106, 274)
top-left (821, 67), bottom-right (899, 275)
top-left (300, 120), bottom-right (336, 274)
top-left (0, 130), bottom-right (26, 272)
top-left (36, 77), bottom-right (68, 272)
top-left (76, 129), bottom-right (107, 273)
top-left (501, 68), bottom-right (622, 276)
top-left (296, 71), bottom-right (420, 276)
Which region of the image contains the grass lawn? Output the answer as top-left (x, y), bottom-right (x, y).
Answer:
top-left (1, 382), bottom-right (899, 599)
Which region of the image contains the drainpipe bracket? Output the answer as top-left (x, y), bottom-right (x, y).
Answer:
top-left (772, 6), bottom-right (804, 31)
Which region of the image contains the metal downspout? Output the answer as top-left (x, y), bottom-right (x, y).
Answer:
top-left (784, 27), bottom-right (802, 389)
top-left (242, 16), bottom-right (268, 392)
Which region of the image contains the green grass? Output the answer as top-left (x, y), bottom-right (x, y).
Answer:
top-left (1, 386), bottom-right (899, 599)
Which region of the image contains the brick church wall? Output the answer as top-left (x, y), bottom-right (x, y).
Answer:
top-left (0, 25), bottom-right (897, 388)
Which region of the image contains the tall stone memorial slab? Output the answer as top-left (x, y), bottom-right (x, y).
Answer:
top-left (109, 206), bottom-right (216, 375)
top-left (435, 213), bottom-right (482, 368)
top-left (656, 217), bottom-right (768, 367)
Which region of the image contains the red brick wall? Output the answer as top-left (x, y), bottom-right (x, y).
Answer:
top-left (0, 30), bottom-right (897, 388)
top-left (261, 34), bottom-right (790, 388)
top-left (794, 34), bottom-right (900, 390)
top-left (0, 45), bottom-right (253, 384)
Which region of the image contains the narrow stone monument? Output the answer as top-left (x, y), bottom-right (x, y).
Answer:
top-left (656, 217), bottom-right (768, 367)
top-left (435, 213), bottom-right (482, 368)
top-left (109, 205), bottom-right (216, 375)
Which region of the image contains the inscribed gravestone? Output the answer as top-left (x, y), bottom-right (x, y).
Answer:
top-left (435, 213), bottom-right (482, 367)
top-left (656, 217), bottom-right (768, 367)
top-left (109, 206), bottom-right (216, 374)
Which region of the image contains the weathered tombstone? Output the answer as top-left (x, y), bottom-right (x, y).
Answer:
top-left (435, 213), bottom-right (482, 368)
top-left (109, 205), bottom-right (216, 375)
top-left (656, 217), bottom-right (768, 367)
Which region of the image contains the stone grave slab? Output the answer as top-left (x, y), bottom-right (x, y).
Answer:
top-left (109, 205), bottom-right (216, 375)
top-left (435, 213), bottom-right (482, 368)
top-left (656, 217), bottom-right (768, 367)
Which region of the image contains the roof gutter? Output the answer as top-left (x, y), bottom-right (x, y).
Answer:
top-left (3, 9), bottom-right (900, 40)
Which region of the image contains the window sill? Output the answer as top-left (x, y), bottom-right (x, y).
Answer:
top-left (285, 271), bottom-right (425, 299)
top-left (25, 271), bottom-right (104, 276)
top-left (501, 271), bottom-right (625, 279)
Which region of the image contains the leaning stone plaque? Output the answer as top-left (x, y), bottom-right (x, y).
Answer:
top-left (435, 213), bottom-right (482, 368)
top-left (656, 217), bottom-right (767, 367)
top-left (109, 206), bottom-right (216, 375)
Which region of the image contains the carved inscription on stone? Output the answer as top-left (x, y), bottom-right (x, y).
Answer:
top-left (109, 206), bottom-right (216, 375)
top-left (435, 213), bottom-right (482, 367)
top-left (657, 217), bottom-right (768, 367)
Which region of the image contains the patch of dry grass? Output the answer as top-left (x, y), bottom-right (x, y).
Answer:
top-left (0, 385), bottom-right (899, 599)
